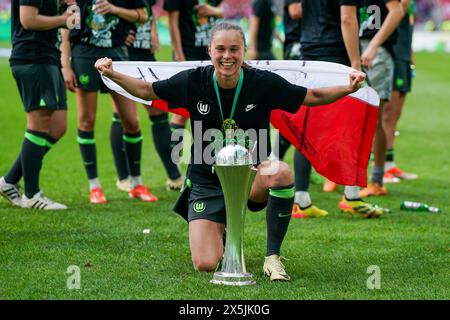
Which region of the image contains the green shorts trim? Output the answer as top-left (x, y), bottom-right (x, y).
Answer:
top-left (11, 64), bottom-right (67, 113)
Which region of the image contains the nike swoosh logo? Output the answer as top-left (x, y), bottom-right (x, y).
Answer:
top-left (278, 213), bottom-right (291, 218)
top-left (245, 104), bottom-right (256, 112)
top-left (84, 161), bottom-right (95, 166)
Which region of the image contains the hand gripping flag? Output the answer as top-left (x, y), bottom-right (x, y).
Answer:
top-left (101, 60), bottom-right (379, 186)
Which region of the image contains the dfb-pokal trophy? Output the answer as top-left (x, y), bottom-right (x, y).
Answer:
top-left (210, 144), bottom-right (257, 286)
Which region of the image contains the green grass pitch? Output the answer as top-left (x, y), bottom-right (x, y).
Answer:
top-left (0, 50), bottom-right (449, 299)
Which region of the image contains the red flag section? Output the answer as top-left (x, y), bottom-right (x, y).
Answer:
top-left (151, 100), bottom-right (190, 118)
top-left (270, 96), bottom-right (378, 187)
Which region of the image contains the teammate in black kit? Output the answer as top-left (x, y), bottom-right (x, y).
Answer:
top-left (0, 0), bottom-right (78, 210)
top-left (249, 0), bottom-right (281, 60)
top-left (382, 0), bottom-right (418, 182)
top-left (119, 0), bottom-right (185, 191)
top-left (61, 0), bottom-right (158, 204)
top-left (95, 22), bottom-right (366, 281)
top-left (297, 0), bottom-right (386, 218)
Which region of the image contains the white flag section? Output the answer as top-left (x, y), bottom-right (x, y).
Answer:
top-left (100, 60), bottom-right (380, 107)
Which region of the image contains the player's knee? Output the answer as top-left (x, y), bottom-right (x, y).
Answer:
top-left (122, 119), bottom-right (140, 133)
top-left (192, 257), bottom-right (220, 272)
top-left (270, 161), bottom-right (293, 186)
top-left (50, 125), bottom-right (67, 140)
top-left (78, 117), bottom-right (95, 131)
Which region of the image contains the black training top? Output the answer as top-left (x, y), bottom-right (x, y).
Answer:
top-left (128, 0), bottom-right (156, 54)
top-left (163, 0), bottom-right (222, 60)
top-left (300, 0), bottom-right (358, 60)
top-left (252, 0), bottom-right (277, 52)
top-left (283, 0), bottom-right (301, 47)
top-left (69, 0), bottom-right (146, 49)
top-left (10, 0), bottom-right (62, 66)
top-left (394, 2), bottom-right (414, 62)
top-left (359, 0), bottom-right (399, 58)
top-left (153, 65), bottom-right (307, 185)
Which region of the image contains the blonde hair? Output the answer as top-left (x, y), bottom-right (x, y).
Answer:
top-left (208, 22), bottom-right (247, 48)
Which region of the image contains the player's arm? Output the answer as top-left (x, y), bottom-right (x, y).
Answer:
top-left (196, 2), bottom-right (224, 17)
top-left (401, 0), bottom-right (411, 15)
top-left (248, 15), bottom-right (260, 60)
top-left (95, 58), bottom-right (160, 101)
top-left (361, 0), bottom-right (403, 67)
top-left (20, 5), bottom-right (71, 30)
top-left (167, 10), bottom-right (185, 61)
top-left (93, 1), bottom-right (148, 24)
top-left (288, 2), bottom-right (302, 20)
top-left (151, 12), bottom-right (160, 53)
top-left (341, 5), bottom-right (361, 70)
top-left (60, 28), bottom-right (78, 92)
top-left (303, 71), bottom-right (365, 106)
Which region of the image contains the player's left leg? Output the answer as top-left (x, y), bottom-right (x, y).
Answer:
top-left (383, 86), bottom-right (418, 181)
top-left (249, 160), bottom-right (294, 281)
top-left (109, 99), bottom-right (131, 192)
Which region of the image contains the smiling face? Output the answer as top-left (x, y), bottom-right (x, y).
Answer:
top-left (208, 29), bottom-right (246, 83)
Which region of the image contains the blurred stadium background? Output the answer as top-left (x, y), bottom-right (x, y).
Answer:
top-left (1, 0), bottom-right (450, 53)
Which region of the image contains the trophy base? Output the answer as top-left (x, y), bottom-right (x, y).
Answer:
top-left (210, 272), bottom-right (256, 286)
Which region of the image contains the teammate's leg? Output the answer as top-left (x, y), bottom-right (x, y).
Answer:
top-left (111, 92), bottom-right (157, 202)
top-left (145, 105), bottom-right (183, 190)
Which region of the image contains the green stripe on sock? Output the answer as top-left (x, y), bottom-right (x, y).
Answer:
top-left (123, 135), bottom-right (143, 144)
top-left (45, 139), bottom-right (54, 148)
top-left (24, 132), bottom-right (47, 147)
top-left (77, 136), bottom-right (96, 144)
top-left (152, 119), bottom-right (169, 125)
top-left (112, 117), bottom-right (122, 123)
top-left (269, 186), bottom-right (295, 199)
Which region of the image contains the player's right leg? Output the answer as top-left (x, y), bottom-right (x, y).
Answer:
top-left (76, 89), bottom-right (105, 204)
top-left (189, 219), bottom-right (225, 272)
top-left (145, 105), bottom-right (184, 191)
top-left (292, 151), bottom-right (328, 218)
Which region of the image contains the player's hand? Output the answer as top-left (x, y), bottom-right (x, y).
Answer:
top-left (196, 4), bottom-right (219, 17)
top-left (61, 66), bottom-right (78, 92)
top-left (62, 6), bottom-right (80, 29)
top-left (63, 0), bottom-right (77, 5)
top-left (94, 0), bottom-right (118, 15)
top-left (174, 51), bottom-right (186, 62)
top-left (151, 31), bottom-right (160, 53)
top-left (348, 71), bottom-right (366, 93)
top-left (125, 29), bottom-right (136, 47)
top-left (95, 57), bottom-right (114, 78)
top-left (361, 45), bottom-right (377, 69)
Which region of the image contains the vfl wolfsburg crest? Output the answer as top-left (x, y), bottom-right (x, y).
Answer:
top-left (197, 101), bottom-right (210, 115)
top-left (79, 74), bottom-right (90, 85)
top-left (193, 201), bottom-right (206, 213)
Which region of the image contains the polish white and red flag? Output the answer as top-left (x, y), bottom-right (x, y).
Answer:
top-left (101, 60), bottom-right (379, 187)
